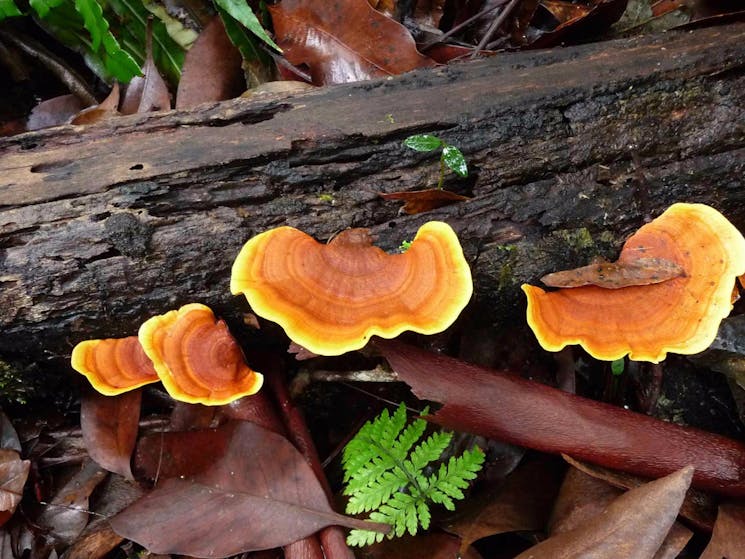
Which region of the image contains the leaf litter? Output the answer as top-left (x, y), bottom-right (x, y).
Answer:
top-left (111, 420), bottom-right (387, 557)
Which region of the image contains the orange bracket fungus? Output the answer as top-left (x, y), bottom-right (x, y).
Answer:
top-left (72, 304), bottom-right (263, 405)
top-left (71, 336), bottom-right (159, 396)
top-left (523, 203), bottom-right (745, 363)
top-left (230, 221), bottom-right (473, 356)
top-left (138, 304), bottom-right (263, 405)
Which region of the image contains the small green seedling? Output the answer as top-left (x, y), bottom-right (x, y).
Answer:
top-left (398, 240), bottom-right (413, 252)
top-left (403, 134), bottom-right (468, 189)
top-left (342, 403), bottom-right (484, 547)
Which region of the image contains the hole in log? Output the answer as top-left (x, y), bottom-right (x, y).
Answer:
top-left (129, 164), bottom-right (144, 171)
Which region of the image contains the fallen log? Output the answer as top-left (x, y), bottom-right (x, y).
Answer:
top-left (1, 23), bottom-right (744, 393)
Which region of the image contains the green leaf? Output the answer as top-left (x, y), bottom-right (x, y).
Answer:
top-left (74, 0), bottom-right (105, 50)
top-left (0, 0), bottom-right (23, 19)
top-left (404, 134), bottom-right (443, 152)
top-left (213, 0), bottom-right (279, 51)
top-left (217, 5), bottom-right (274, 87)
top-left (342, 403), bottom-right (484, 547)
top-left (611, 358), bottom-right (625, 376)
top-left (442, 144), bottom-right (468, 177)
top-left (29, 0), bottom-right (65, 18)
top-left (107, 0), bottom-right (185, 84)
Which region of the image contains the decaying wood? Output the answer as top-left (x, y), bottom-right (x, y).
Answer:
top-left (1, 24), bottom-right (744, 387)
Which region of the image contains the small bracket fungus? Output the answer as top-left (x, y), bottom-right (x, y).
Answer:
top-left (230, 221), bottom-right (473, 356)
top-left (138, 304), bottom-right (263, 405)
top-left (523, 203), bottom-right (745, 363)
top-left (71, 336), bottom-right (159, 395)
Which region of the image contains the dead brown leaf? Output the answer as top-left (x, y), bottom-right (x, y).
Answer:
top-left (561, 454), bottom-right (716, 531)
top-left (63, 476), bottom-right (145, 559)
top-left (134, 425), bottom-right (229, 480)
top-left (379, 188), bottom-right (470, 214)
top-left (527, 0), bottom-right (628, 48)
top-left (71, 83), bottom-right (121, 125)
top-left (37, 460), bottom-right (108, 546)
top-left (120, 23), bottom-right (171, 114)
top-left (514, 466), bottom-right (693, 559)
top-left (26, 95), bottom-right (87, 131)
top-left (700, 502), bottom-right (745, 559)
top-left (0, 450), bottom-right (29, 529)
top-left (176, 16), bottom-right (244, 109)
top-left (549, 467), bottom-right (692, 559)
top-left (81, 389), bottom-right (141, 480)
top-left (541, 256), bottom-right (686, 288)
top-left (269, 0), bottom-right (435, 85)
top-left (113, 421), bottom-right (387, 556)
top-left (446, 457), bottom-right (562, 553)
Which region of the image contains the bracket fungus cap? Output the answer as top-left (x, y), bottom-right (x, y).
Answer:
top-left (138, 303), bottom-right (263, 405)
top-left (523, 203), bottom-right (745, 363)
top-left (71, 336), bottom-right (160, 395)
top-left (230, 221), bottom-right (473, 356)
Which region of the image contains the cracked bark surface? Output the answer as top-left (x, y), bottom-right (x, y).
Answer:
top-left (1, 24), bottom-right (744, 393)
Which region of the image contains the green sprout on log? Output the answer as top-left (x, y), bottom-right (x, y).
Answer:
top-left (342, 403), bottom-right (484, 546)
top-left (403, 134), bottom-right (468, 189)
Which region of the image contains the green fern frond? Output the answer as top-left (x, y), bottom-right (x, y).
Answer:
top-left (342, 403), bottom-right (485, 547)
top-left (342, 405), bottom-right (405, 481)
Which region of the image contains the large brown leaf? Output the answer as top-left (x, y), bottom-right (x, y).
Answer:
top-left (81, 389), bottom-right (141, 480)
top-left (134, 425), bottom-right (231, 480)
top-left (549, 467), bottom-right (692, 559)
top-left (514, 466), bottom-right (693, 558)
top-left (377, 340), bottom-right (745, 497)
top-left (176, 16), bottom-right (244, 109)
top-left (111, 421), bottom-right (386, 557)
top-left (268, 0), bottom-right (435, 85)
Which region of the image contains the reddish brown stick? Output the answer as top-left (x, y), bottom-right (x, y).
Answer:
top-left (221, 388), bottom-right (326, 559)
top-left (265, 357), bottom-right (355, 559)
top-left (379, 340), bottom-right (745, 497)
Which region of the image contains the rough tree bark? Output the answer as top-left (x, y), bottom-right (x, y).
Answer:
top-left (1, 23), bottom-right (744, 393)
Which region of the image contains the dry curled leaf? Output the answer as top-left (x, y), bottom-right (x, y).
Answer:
top-left (541, 256), bottom-right (686, 288)
top-left (71, 83), bottom-right (121, 125)
top-left (37, 460), bottom-right (108, 546)
top-left (0, 449), bottom-right (29, 529)
top-left (81, 389), bottom-right (141, 480)
top-left (120, 23), bottom-right (171, 114)
top-left (514, 466), bottom-right (693, 559)
top-left (379, 189), bottom-right (470, 214)
top-left (549, 467), bottom-right (692, 559)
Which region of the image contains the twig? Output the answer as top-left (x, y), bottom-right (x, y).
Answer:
top-left (420, 0), bottom-right (510, 51)
top-left (470, 0), bottom-right (521, 59)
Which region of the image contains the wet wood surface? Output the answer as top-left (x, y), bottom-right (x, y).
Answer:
top-left (1, 24), bottom-right (744, 382)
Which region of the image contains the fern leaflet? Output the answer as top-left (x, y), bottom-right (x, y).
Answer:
top-left (343, 403), bottom-right (485, 546)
